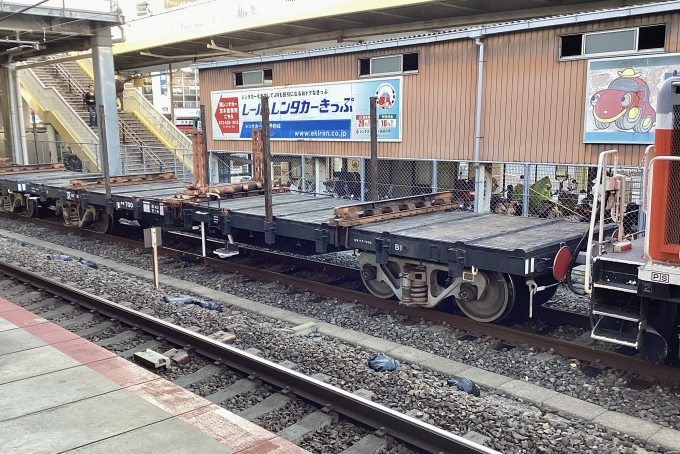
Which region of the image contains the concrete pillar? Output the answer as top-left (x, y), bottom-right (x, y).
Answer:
top-left (92, 28), bottom-right (121, 176)
top-left (46, 124), bottom-right (58, 163)
top-left (5, 66), bottom-right (23, 164)
top-left (0, 67), bottom-right (13, 161)
top-left (13, 67), bottom-right (28, 165)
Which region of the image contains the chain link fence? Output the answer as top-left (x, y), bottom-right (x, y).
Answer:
top-left (206, 151), bottom-right (644, 234)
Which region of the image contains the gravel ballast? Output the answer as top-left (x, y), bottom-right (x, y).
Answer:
top-left (0, 220), bottom-right (678, 452)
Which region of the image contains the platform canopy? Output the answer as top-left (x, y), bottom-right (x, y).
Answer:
top-left (0, 0), bottom-right (121, 62)
top-left (112, 0), bottom-right (670, 72)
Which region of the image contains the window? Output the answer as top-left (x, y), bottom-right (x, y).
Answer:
top-left (136, 2), bottom-right (150, 16)
top-left (234, 69), bottom-right (273, 87)
top-left (560, 24), bottom-right (665, 59)
top-left (358, 53), bottom-right (418, 76)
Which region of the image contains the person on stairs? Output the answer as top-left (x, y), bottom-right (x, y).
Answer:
top-left (115, 78), bottom-right (124, 111)
top-left (84, 85), bottom-right (96, 126)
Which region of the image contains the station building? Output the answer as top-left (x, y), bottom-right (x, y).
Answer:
top-left (194, 1), bottom-right (680, 210)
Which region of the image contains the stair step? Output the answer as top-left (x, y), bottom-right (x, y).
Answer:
top-left (591, 323), bottom-right (639, 348)
top-left (592, 304), bottom-right (641, 322)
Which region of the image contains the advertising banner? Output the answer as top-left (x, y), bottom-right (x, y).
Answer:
top-left (211, 77), bottom-right (402, 141)
top-left (584, 53), bottom-right (680, 144)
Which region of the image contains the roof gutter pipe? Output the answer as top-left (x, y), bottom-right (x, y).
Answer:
top-left (473, 32), bottom-right (485, 213)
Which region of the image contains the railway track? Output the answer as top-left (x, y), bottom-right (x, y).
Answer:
top-left (3, 213), bottom-right (680, 384)
top-left (0, 260), bottom-right (496, 454)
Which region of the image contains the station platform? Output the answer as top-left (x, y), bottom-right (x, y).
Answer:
top-left (0, 297), bottom-right (309, 454)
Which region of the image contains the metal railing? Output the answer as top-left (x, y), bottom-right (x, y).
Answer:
top-left (23, 139), bottom-right (191, 179)
top-left (121, 145), bottom-right (191, 181)
top-left (78, 56), bottom-right (193, 172)
top-left (77, 57), bottom-right (192, 151)
top-left (50, 62), bottom-right (168, 172)
top-left (122, 87), bottom-right (193, 169)
top-left (18, 68), bottom-right (100, 172)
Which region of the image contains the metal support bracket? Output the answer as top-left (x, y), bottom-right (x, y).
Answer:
top-left (315, 227), bottom-right (329, 253)
top-left (39, 186), bottom-right (47, 202)
top-left (447, 248), bottom-right (466, 278)
top-left (209, 208), bottom-right (221, 228)
top-left (375, 237), bottom-right (390, 264)
top-left (164, 207), bottom-right (175, 226)
top-left (80, 192), bottom-right (90, 210)
top-left (264, 220), bottom-right (276, 244)
top-left (58, 190), bottom-right (69, 206)
top-left (133, 201), bottom-right (144, 219)
top-left (220, 214), bottom-right (232, 235)
top-left (182, 209), bottom-right (194, 229)
top-left (1, 183), bottom-right (8, 196)
top-left (106, 198), bottom-right (115, 215)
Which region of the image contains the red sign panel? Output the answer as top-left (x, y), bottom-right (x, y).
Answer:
top-left (215, 96), bottom-right (240, 134)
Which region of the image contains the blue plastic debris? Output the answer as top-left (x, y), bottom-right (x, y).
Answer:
top-left (49, 254), bottom-right (72, 261)
top-left (447, 377), bottom-right (481, 397)
top-left (368, 354), bottom-right (401, 372)
top-left (164, 296), bottom-right (223, 312)
top-left (78, 258), bottom-right (98, 269)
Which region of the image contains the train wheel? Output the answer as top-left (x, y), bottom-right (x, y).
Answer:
top-left (23, 198), bottom-right (38, 218)
top-left (455, 271), bottom-right (514, 322)
top-left (360, 262), bottom-right (397, 298)
top-left (93, 209), bottom-right (114, 234)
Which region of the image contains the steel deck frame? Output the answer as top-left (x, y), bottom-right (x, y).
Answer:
top-left (0, 170), bottom-right (590, 280)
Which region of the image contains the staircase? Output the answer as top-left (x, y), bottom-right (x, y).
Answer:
top-left (30, 61), bottom-right (180, 174)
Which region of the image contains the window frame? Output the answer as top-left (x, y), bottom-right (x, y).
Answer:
top-left (559, 24), bottom-right (666, 61)
top-left (233, 69), bottom-right (273, 88)
top-left (358, 52), bottom-right (419, 78)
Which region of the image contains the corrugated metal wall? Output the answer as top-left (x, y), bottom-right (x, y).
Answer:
top-left (200, 11), bottom-right (680, 166)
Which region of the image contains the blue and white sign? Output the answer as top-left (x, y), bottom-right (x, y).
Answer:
top-left (211, 77), bottom-right (402, 141)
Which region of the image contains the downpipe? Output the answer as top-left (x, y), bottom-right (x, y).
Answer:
top-left (473, 36), bottom-right (485, 213)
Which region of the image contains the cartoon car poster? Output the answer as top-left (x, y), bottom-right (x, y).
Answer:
top-left (584, 53), bottom-right (680, 144)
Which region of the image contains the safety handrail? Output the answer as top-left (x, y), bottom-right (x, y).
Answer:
top-left (643, 155), bottom-right (680, 266)
top-left (122, 88), bottom-right (193, 172)
top-left (77, 57), bottom-right (191, 172)
top-left (584, 149), bottom-right (619, 294)
top-left (642, 145), bottom-right (654, 214)
top-left (51, 62), bottom-right (166, 171)
top-left (18, 67), bottom-right (100, 171)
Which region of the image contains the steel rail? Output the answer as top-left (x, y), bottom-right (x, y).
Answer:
top-left (3, 214), bottom-right (680, 382)
top-left (0, 260), bottom-right (497, 454)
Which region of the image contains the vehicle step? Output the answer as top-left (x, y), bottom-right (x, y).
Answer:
top-left (591, 324), bottom-right (638, 348)
top-left (592, 281), bottom-right (638, 294)
top-left (592, 304), bottom-right (641, 322)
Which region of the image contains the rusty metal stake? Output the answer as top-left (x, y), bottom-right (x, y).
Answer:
top-left (200, 104), bottom-right (210, 185)
top-left (369, 96), bottom-right (378, 201)
top-left (261, 95), bottom-right (274, 244)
